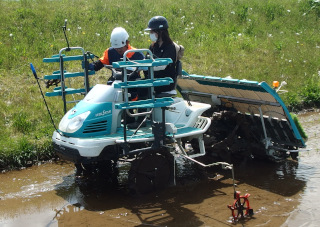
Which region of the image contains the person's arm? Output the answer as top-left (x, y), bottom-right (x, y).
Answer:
top-left (132, 51), bottom-right (145, 60)
top-left (91, 60), bottom-right (104, 71)
top-left (91, 48), bottom-right (110, 71)
top-left (155, 44), bottom-right (176, 78)
top-left (129, 51), bottom-right (145, 80)
top-left (154, 43), bottom-right (177, 93)
top-left (161, 43), bottom-right (176, 60)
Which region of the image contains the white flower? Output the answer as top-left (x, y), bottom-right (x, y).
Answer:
top-left (238, 33), bottom-right (242, 36)
top-left (9, 33), bottom-right (13, 37)
top-left (125, 21), bottom-right (128, 23)
top-left (231, 11), bottom-right (235, 14)
top-left (287, 10), bottom-right (291, 13)
top-left (78, 26), bottom-right (81, 30)
top-left (268, 33), bottom-right (273, 37)
top-left (181, 16), bottom-right (185, 19)
top-left (95, 33), bottom-right (100, 36)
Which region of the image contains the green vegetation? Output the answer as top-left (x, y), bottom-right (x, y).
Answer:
top-left (0, 0), bottom-right (320, 170)
top-left (291, 113), bottom-right (308, 141)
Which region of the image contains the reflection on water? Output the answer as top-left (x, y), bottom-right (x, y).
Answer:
top-left (234, 160), bottom-right (308, 196)
top-left (0, 154), bottom-right (313, 227)
top-left (51, 157), bottom-right (308, 226)
top-left (0, 111), bottom-right (319, 226)
top-left (281, 110), bottom-right (320, 227)
top-left (0, 162), bottom-right (75, 227)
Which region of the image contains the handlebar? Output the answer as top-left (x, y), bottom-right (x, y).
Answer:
top-left (123, 49), bottom-right (154, 61)
top-left (30, 63), bottom-right (38, 79)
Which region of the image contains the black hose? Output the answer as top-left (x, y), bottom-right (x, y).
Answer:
top-left (30, 63), bottom-right (62, 136)
top-left (62, 19), bottom-right (70, 51)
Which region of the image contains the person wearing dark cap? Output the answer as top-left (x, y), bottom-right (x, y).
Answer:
top-left (127, 17), bottom-right (182, 129)
top-left (145, 16), bottom-right (178, 97)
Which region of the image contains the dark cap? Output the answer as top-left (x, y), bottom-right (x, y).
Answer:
top-left (145, 16), bottom-right (169, 31)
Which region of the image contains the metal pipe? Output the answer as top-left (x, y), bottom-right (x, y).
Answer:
top-left (59, 55), bottom-right (67, 114)
top-left (259, 106), bottom-right (269, 149)
top-left (125, 109), bottom-right (152, 117)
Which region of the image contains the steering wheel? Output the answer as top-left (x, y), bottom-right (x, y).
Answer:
top-left (105, 65), bottom-right (138, 85)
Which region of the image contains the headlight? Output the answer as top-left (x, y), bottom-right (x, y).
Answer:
top-left (59, 111), bottom-right (90, 133)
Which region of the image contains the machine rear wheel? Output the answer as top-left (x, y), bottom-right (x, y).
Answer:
top-left (129, 148), bottom-right (174, 194)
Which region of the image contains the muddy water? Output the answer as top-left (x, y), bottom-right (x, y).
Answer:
top-left (281, 110), bottom-right (320, 227)
top-left (0, 111), bottom-right (319, 227)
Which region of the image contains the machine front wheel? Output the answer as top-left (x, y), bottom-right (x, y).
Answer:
top-left (128, 148), bottom-right (174, 194)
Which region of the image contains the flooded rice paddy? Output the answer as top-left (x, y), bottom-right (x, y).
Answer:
top-left (0, 110), bottom-right (319, 227)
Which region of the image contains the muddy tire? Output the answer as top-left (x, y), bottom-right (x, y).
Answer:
top-left (75, 160), bottom-right (118, 182)
top-left (128, 148), bottom-right (174, 194)
top-left (290, 151), bottom-right (299, 160)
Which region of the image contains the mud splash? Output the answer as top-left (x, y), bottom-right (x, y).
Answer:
top-left (0, 111), bottom-right (319, 227)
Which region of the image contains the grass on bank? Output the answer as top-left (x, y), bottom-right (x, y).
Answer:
top-left (0, 0), bottom-right (320, 170)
